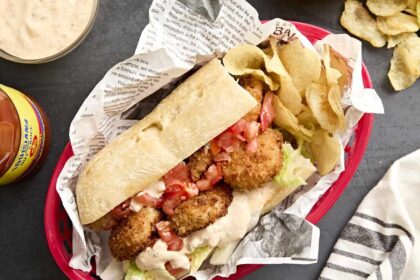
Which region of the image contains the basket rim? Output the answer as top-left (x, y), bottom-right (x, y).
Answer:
top-left (44, 20), bottom-right (374, 280)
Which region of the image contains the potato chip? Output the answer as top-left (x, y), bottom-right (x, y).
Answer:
top-left (318, 66), bottom-right (328, 87)
top-left (388, 35), bottom-right (420, 90)
top-left (319, 45), bottom-right (352, 98)
top-left (277, 76), bottom-right (304, 115)
top-left (264, 38), bottom-right (289, 79)
top-left (278, 40), bottom-right (321, 92)
top-left (272, 95), bottom-right (313, 141)
top-left (401, 36), bottom-right (420, 72)
top-left (328, 84), bottom-right (346, 130)
top-left (223, 45), bottom-right (279, 90)
top-left (404, 8), bottom-right (417, 15)
top-left (247, 70), bottom-right (280, 91)
top-left (417, 1), bottom-right (420, 25)
top-left (407, 0), bottom-right (417, 9)
top-left (377, 12), bottom-right (419, 35)
top-left (305, 83), bottom-right (345, 133)
top-left (223, 45), bottom-right (265, 73)
top-left (298, 140), bottom-right (314, 163)
top-left (321, 45), bottom-right (342, 87)
top-left (329, 47), bottom-right (352, 94)
top-left (404, 0), bottom-right (417, 14)
top-left (340, 0), bottom-right (386, 48)
top-left (366, 0), bottom-right (406, 16)
top-left (297, 106), bottom-right (319, 129)
top-left (310, 129), bottom-right (341, 175)
top-left (387, 32), bottom-right (418, 48)
top-left (265, 38), bottom-right (304, 115)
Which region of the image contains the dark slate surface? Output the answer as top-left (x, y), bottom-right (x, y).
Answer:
top-left (0, 1), bottom-right (418, 279)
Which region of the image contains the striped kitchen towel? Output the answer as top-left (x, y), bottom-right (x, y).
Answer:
top-left (319, 150), bottom-right (420, 280)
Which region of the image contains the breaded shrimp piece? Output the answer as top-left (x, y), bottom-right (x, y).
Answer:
top-left (188, 147), bottom-right (213, 181)
top-left (222, 129), bottom-right (283, 191)
top-left (109, 207), bottom-right (162, 260)
top-left (240, 76), bottom-right (263, 122)
top-left (169, 186), bottom-right (233, 237)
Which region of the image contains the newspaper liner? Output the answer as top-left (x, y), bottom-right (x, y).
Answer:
top-left (55, 0), bottom-right (384, 279)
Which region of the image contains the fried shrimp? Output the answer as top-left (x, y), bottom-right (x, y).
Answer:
top-left (222, 129), bottom-right (283, 191)
top-left (109, 207), bottom-right (162, 260)
top-left (189, 147), bottom-right (213, 181)
top-left (169, 186), bottom-right (233, 237)
top-left (240, 76), bottom-right (263, 122)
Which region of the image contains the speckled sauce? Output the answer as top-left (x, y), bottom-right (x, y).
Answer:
top-left (129, 181), bottom-right (166, 212)
top-left (135, 183), bottom-right (278, 270)
top-left (183, 182), bottom-right (277, 252)
top-left (136, 240), bottom-right (191, 271)
top-left (0, 0), bottom-right (95, 60)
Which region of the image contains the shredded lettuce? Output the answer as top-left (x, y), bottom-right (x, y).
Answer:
top-left (145, 269), bottom-right (176, 280)
top-left (210, 241), bottom-right (239, 265)
top-left (124, 262), bottom-right (146, 280)
top-left (124, 262), bottom-right (176, 280)
top-left (274, 143), bottom-right (316, 188)
top-left (189, 246), bottom-right (213, 272)
top-left (123, 145), bottom-right (314, 280)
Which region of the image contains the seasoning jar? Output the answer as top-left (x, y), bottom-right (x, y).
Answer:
top-left (0, 85), bottom-right (50, 186)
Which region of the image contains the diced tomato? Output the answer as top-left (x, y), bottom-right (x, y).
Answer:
top-left (204, 164), bottom-right (223, 185)
top-left (167, 236), bottom-right (184, 251)
top-left (229, 119), bottom-right (248, 135)
top-left (156, 221), bottom-right (184, 252)
top-left (210, 139), bottom-right (221, 155)
top-left (161, 185), bottom-right (188, 216)
top-left (260, 92), bottom-right (275, 132)
top-left (110, 199), bottom-right (131, 219)
top-left (196, 179), bottom-right (212, 191)
top-left (161, 162), bottom-right (200, 214)
top-left (235, 133), bottom-right (246, 141)
top-left (156, 221), bottom-right (173, 241)
top-left (245, 121), bottom-right (259, 140)
top-left (164, 178), bottom-right (184, 189)
top-left (229, 119), bottom-right (248, 141)
top-left (165, 262), bottom-right (187, 276)
top-left (213, 151), bottom-right (230, 162)
top-left (163, 162), bottom-right (190, 186)
top-left (246, 138), bottom-right (259, 153)
top-left (164, 177), bottom-right (194, 196)
top-left (164, 184), bottom-right (188, 199)
top-left (161, 203), bottom-right (176, 216)
top-left (216, 131), bottom-right (240, 153)
top-left (184, 182), bottom-right (199, 197)
top-left (133, 193), bottom-right (162, 208)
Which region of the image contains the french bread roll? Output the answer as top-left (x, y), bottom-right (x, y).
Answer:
top-left (76, 58), bottom-right (258, 225)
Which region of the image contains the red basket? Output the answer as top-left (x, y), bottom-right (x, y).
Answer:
top-left (44, 21), bottom-right (374, 280)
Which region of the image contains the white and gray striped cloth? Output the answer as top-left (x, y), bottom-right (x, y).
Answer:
top-left (320, 150), bottom-right (420, 280)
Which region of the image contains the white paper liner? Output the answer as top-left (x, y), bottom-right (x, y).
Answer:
top-left (55, 0), bottom-right (384, 279)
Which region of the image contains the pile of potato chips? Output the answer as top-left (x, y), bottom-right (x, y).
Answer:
top-left (340, 0), bottom-right (420, 91)
top-left (223, 38), bottom-right (349, 175)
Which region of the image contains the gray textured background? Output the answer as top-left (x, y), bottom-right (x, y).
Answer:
top-left (0, 1), bottom-right (418, 279)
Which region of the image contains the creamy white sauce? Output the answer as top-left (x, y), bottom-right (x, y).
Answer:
top-left (136, 182), bottom-right (278, 270)
top-left (136, 240), bottom-right (191, 271)
top-left (130, 181), bottom-right (166, 212)
top-left (0, 0), bottom-right (95, 60)
top-left (183, 182), bottom-right (278, 253)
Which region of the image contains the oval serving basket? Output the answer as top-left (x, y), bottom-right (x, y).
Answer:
top-left (44, 21), bottom-right (374, 280)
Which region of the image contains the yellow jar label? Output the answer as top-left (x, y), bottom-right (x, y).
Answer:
top-left (0, 85), bottom-right (45, 185)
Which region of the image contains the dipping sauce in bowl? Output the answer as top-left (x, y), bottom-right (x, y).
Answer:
top-left (0, 0), bottom-right (99, 63)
